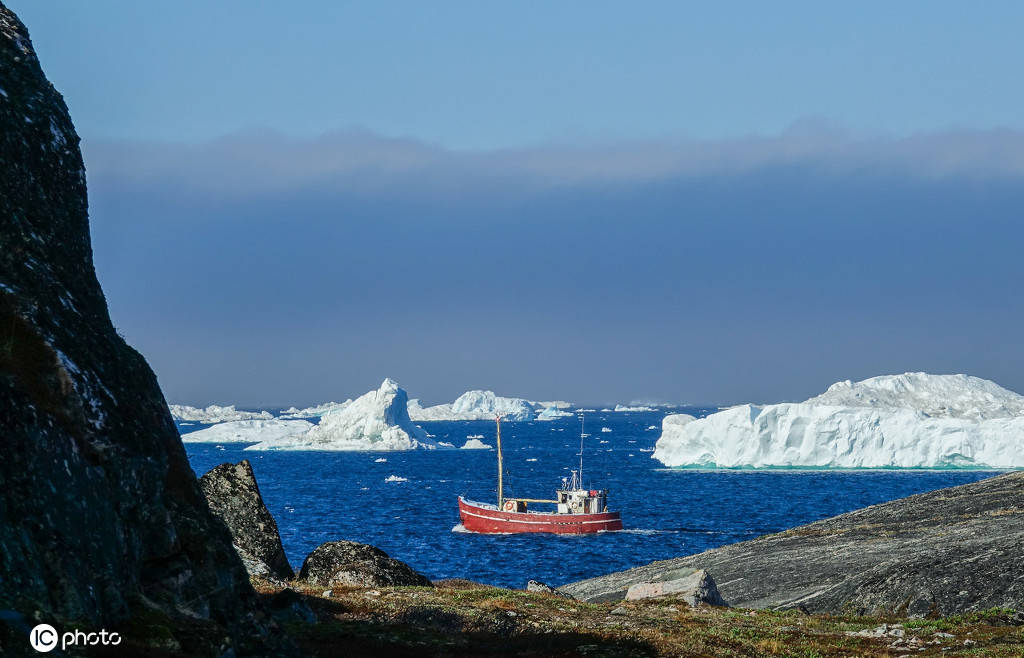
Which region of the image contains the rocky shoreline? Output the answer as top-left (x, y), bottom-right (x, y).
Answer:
top-left (561, 471), bottom-right (1024, 616)
top-left (2, 1), bottom-right (1023, 654)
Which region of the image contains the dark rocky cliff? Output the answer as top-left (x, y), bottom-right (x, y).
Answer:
top-left (0, 4), bottom-right (289, 653)
top-left (561, 471), bottom-right (1024, 616)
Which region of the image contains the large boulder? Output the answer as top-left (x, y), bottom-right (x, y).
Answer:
top-left (623, 569), bottom-right (725, 607)
top-left (298, 541), bottom-right (432, 588)
top-left (0, 4), bottom-right (290, 653)
top-left (199, 460), bottom-right (294, 580)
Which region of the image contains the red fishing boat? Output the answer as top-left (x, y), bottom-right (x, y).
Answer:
top-left (457, 414), bottom-right (623, 534)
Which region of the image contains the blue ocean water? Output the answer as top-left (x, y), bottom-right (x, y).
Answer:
top-left (181, 410), bottom-right (1000, 589)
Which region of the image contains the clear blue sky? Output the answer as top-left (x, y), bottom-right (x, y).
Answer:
top-left (11, 1), bottom-right (1024, 147)
top-left (7, 1), bottom-right (1024, 406)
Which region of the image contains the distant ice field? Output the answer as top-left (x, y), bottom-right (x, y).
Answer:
top-left (181, 410), bottom-right (1002, 589)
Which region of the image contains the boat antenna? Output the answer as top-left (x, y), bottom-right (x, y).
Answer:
top-left (579, 412), bottom-right (585, 489)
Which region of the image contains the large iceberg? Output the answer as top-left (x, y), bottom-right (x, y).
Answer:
top-left (180, 418), bottom-right (313, 443)
top-left (408, 390), bottom-right (534, 421)
top-left (247, 379), bottom-right (436, 451)
top-left (653, 373), bottom-right (1024, 468)
top-left (169, 404), bottom-right (273, 423)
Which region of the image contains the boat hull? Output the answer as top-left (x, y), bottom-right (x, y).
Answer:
top-left (458, 496), bottom-right (622, 534)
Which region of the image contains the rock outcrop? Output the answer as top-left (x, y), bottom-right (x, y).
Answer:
top-left (199, 460), bottom-right (294, 580)
top-left (0, 4), bottom-right (289, 653)
top-left (298, 541), bottom-right (432, 588)
top-left (561, 471), bottom-right (1024, 616)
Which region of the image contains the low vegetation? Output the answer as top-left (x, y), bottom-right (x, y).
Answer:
top-left (249, 577), bottom-right (1024, 657)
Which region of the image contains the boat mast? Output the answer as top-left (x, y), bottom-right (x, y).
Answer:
top-left (579, 413), bottom-right (585, 488)
top-left (496, 414), bottom-right (504, 508)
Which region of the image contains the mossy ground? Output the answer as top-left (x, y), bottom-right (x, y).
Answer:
top-left (251, 577), bottom-right (1024, 657)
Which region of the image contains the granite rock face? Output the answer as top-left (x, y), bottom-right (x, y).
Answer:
top-left (0, 4), bottom-right (289, 653)
top-left (561, 472), bottom-right (1024, 616)
top-left (298, 541), bottom-right (432, 588)
top-left (200, 460), bottom-right (295, 580)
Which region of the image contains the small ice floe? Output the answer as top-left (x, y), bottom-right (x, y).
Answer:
top-left (628, 453), bottom-right (635, 457)
top-left (215, 445), bottom-right (225, 450)
top-left (466, 434), bottom-right (484, 439)
top-left (601, 427), bottom-right (612, 433)
top-left (646, 425), bottom-right (658, 430)
top-left (374, 457), bottom-right (387, 463)
top-left (628, 440), bottom-right (637, 443)
top-left (385, 475), bottom-right (408, 483)
top-left (639, 448), bottom-right (654, 453)
top-left (599, 440), bottom-right (609, 444)
top-left (525, 458), bottom-right (538, 462)
top-left (461, 438), bottom-right (493, 449)
top-left (438, 441), bottom-right (455, 448)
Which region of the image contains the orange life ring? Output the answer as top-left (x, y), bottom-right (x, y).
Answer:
top-left (503, 500), bottom-right (516, 512)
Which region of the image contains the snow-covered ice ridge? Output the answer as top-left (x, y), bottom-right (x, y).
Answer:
top-left (169, 404), bottom-right (272, 423)
top-left (653, 373), bottom-right (1024, 468)
top-left (247, 379), bottom-right (438, 451)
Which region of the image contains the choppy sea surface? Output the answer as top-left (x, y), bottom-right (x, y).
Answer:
top-left (181, 409), bottom-right (999, 589)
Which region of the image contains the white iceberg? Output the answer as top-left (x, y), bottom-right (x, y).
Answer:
top-left (408, 390), bottom-right (534, 421)
top-left (535, 406), bottom-right (574, 421)
top-left (601, 427), bottom-right (613, 433)
top-left (385, 475), bottom-right (408, 482)
top-left (531, 400), bottom-right (573, 410)
top-left (246, 379), bottom-right (435, 451)
top-left (180, 419), bottom-right (313, 443)
top-left (460, 438), bottom-right (493, 449)
top-left (653, 373), bottom-right (1024, 468)
top-left (278, 400), bottom-right (351, 419)
top-left (169, 404), bottom-right (273, 423)
top-left (614, 404), bottom-right (656, 412)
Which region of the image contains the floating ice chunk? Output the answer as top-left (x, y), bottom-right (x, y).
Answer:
top-left (460, 438), bottom-right (493, 449)
top-left (374, 457), bottom-right (387, 463)
top-left (409, 390), bottom-right (535, 421)
top-left (181, 419), bottom-right (313, 443)
top-left (601, 427), bottom-right (612, 433)
top-left (385, 475), bottom-right (408, 482)
top-left (614, 404), bottom-right (656, 412)
top-left (170, 404), bottom-right (273, 423)
top-left (466, 434), bottom-right (484, 439)
top-left (647, 425), bottom-right (658, 430)
top-left (438, 441), bottom-right (455, 448)
top-left (536, 406), bottom-right (574, 421)
top-left (246, 379), bottom-right (435, 451)
top-left (653, 373), bottom-right (1024, 468)
top-left (525, 458), bottom-right (538, 462)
